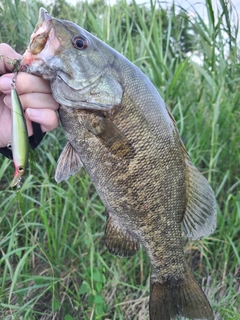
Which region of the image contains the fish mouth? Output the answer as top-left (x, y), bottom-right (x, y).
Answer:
top-left (29, 9), bottom-right (52, 55)
top-left (29, 8), bottom-right (53, 55)
top-left (20, 8), bottom-right (59, 73)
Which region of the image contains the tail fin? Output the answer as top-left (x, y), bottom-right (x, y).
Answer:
top-left (149, 270), bottom-right (213, 320)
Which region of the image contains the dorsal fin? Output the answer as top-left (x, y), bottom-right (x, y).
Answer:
top-left (55, 141), bottom-right (83, 183)
top-left (165, 103), bottom-right (216, 239)
top-left (182, 159), bottom-right (217, 240)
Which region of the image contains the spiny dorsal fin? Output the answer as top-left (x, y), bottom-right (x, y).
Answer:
top-left (55, 141), bottom-right (83, 183)
top-left (182, 159), bottom-right (217, 240)
top-left (105, 213), bottom-right (140, 257)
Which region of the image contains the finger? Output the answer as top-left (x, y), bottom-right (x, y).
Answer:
top-left (0, 74), bottom-right (13, 93)
top-left (25, 117), bottom-right (34, 137)
top-left (2, 94), bottom-right (12, 108)
top-left (0, 44), bottom-right (21, 73)
top-left (15, 73), bottom-right (52, 95)
top-left (0, 97), bottom-right (11, 147)
top-left (0, 73), bottom-right (52, 95)
top-left (3, 92), bottom-right (59, 111)
top-left (25, 108), bottom-right (59, 132)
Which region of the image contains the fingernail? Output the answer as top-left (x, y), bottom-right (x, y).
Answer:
top-left (3, 95), bottom-right (11, 107)
top-left (26, 108), bottom-right (41, 118)
top-left (3, 96), bottom-right (7, 105)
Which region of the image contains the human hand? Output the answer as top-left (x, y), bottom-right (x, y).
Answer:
top-left (0, 43), bottom-right (59, 148)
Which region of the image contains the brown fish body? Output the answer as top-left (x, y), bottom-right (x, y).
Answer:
top-left (59, 88), bottom-right (187, 279)
top-left (21, 8), bottom-right (217, 319)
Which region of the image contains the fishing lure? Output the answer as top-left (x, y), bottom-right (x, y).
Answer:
top-left (10, 73), bottom-right (29, 187)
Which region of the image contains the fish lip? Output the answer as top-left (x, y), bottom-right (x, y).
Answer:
top-left (34, 8), bottom-right (52, 32)
top-left (39, 7), bottom-right (52, 24)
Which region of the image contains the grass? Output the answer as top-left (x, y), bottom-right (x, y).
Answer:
top-left (0, 0), bottom-right (240, 319)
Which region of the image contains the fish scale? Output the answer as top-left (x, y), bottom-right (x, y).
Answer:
top-left (60, 92), bottom-right (189, 292)
top-left (21, 8), bottom-right (217, 319)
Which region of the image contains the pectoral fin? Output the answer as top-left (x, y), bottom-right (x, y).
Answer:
top-left (182, 160), bottom-right (217, 240)
top-left (88, 116), bottom-right (134, 158)
top-left (105, 213), bottom-right (140, 257)
top-left (55, 141), bottom-right (83, 183)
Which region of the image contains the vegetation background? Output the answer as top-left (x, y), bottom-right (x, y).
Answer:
top-left (0, 0), bottom-right (239, 319)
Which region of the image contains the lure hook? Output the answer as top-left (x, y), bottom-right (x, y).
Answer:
top-left (11, 73), bottom-right (17, 90)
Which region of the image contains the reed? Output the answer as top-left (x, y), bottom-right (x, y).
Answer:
top-left (0, 0), bottom-right (239, 319)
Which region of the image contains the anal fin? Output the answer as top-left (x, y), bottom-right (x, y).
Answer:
top-left (105, 213), bottom-right (140, 257)
top-left (182, 160), bottom-right (217, 240)
top-left (55, 141), bottom-right (83, 183)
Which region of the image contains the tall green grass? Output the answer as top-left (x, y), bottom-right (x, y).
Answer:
top-left (0, 0), bottom-right (239, 319)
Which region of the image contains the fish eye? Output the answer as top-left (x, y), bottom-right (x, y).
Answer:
top-left (72, 36), bottom-right (88, 50)
top-left (18, 166), bottom-right (24, 173)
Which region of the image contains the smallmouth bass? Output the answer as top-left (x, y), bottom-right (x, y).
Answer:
top-left (21, 8), bottom-right (217, 319)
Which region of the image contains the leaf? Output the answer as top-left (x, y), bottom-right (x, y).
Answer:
top-left (79, 281), bottom-right (90, 294)
top-left (96, 282), bottom-right (102, 293)
top-left (93, 270), bottom-right (104, 283)
top-left (95, 303), bottom-right (104, 316)
top-left (94, 294), bottom-right (104, 305)
top-left (53, 298), bottom-right (60, 312)
top-left (88, 293), bottom-right (95, 305)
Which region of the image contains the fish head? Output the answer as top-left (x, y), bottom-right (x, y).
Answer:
top-left (21, 8), bottom-right (123, 110)
top-left (21, 7), bottom-right (107, 86)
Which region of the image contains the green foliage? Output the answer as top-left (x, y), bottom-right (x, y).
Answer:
top-left (0, 0), bottom-right (46, 53)
top-left (0, 0), bottom-right (240, 319)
